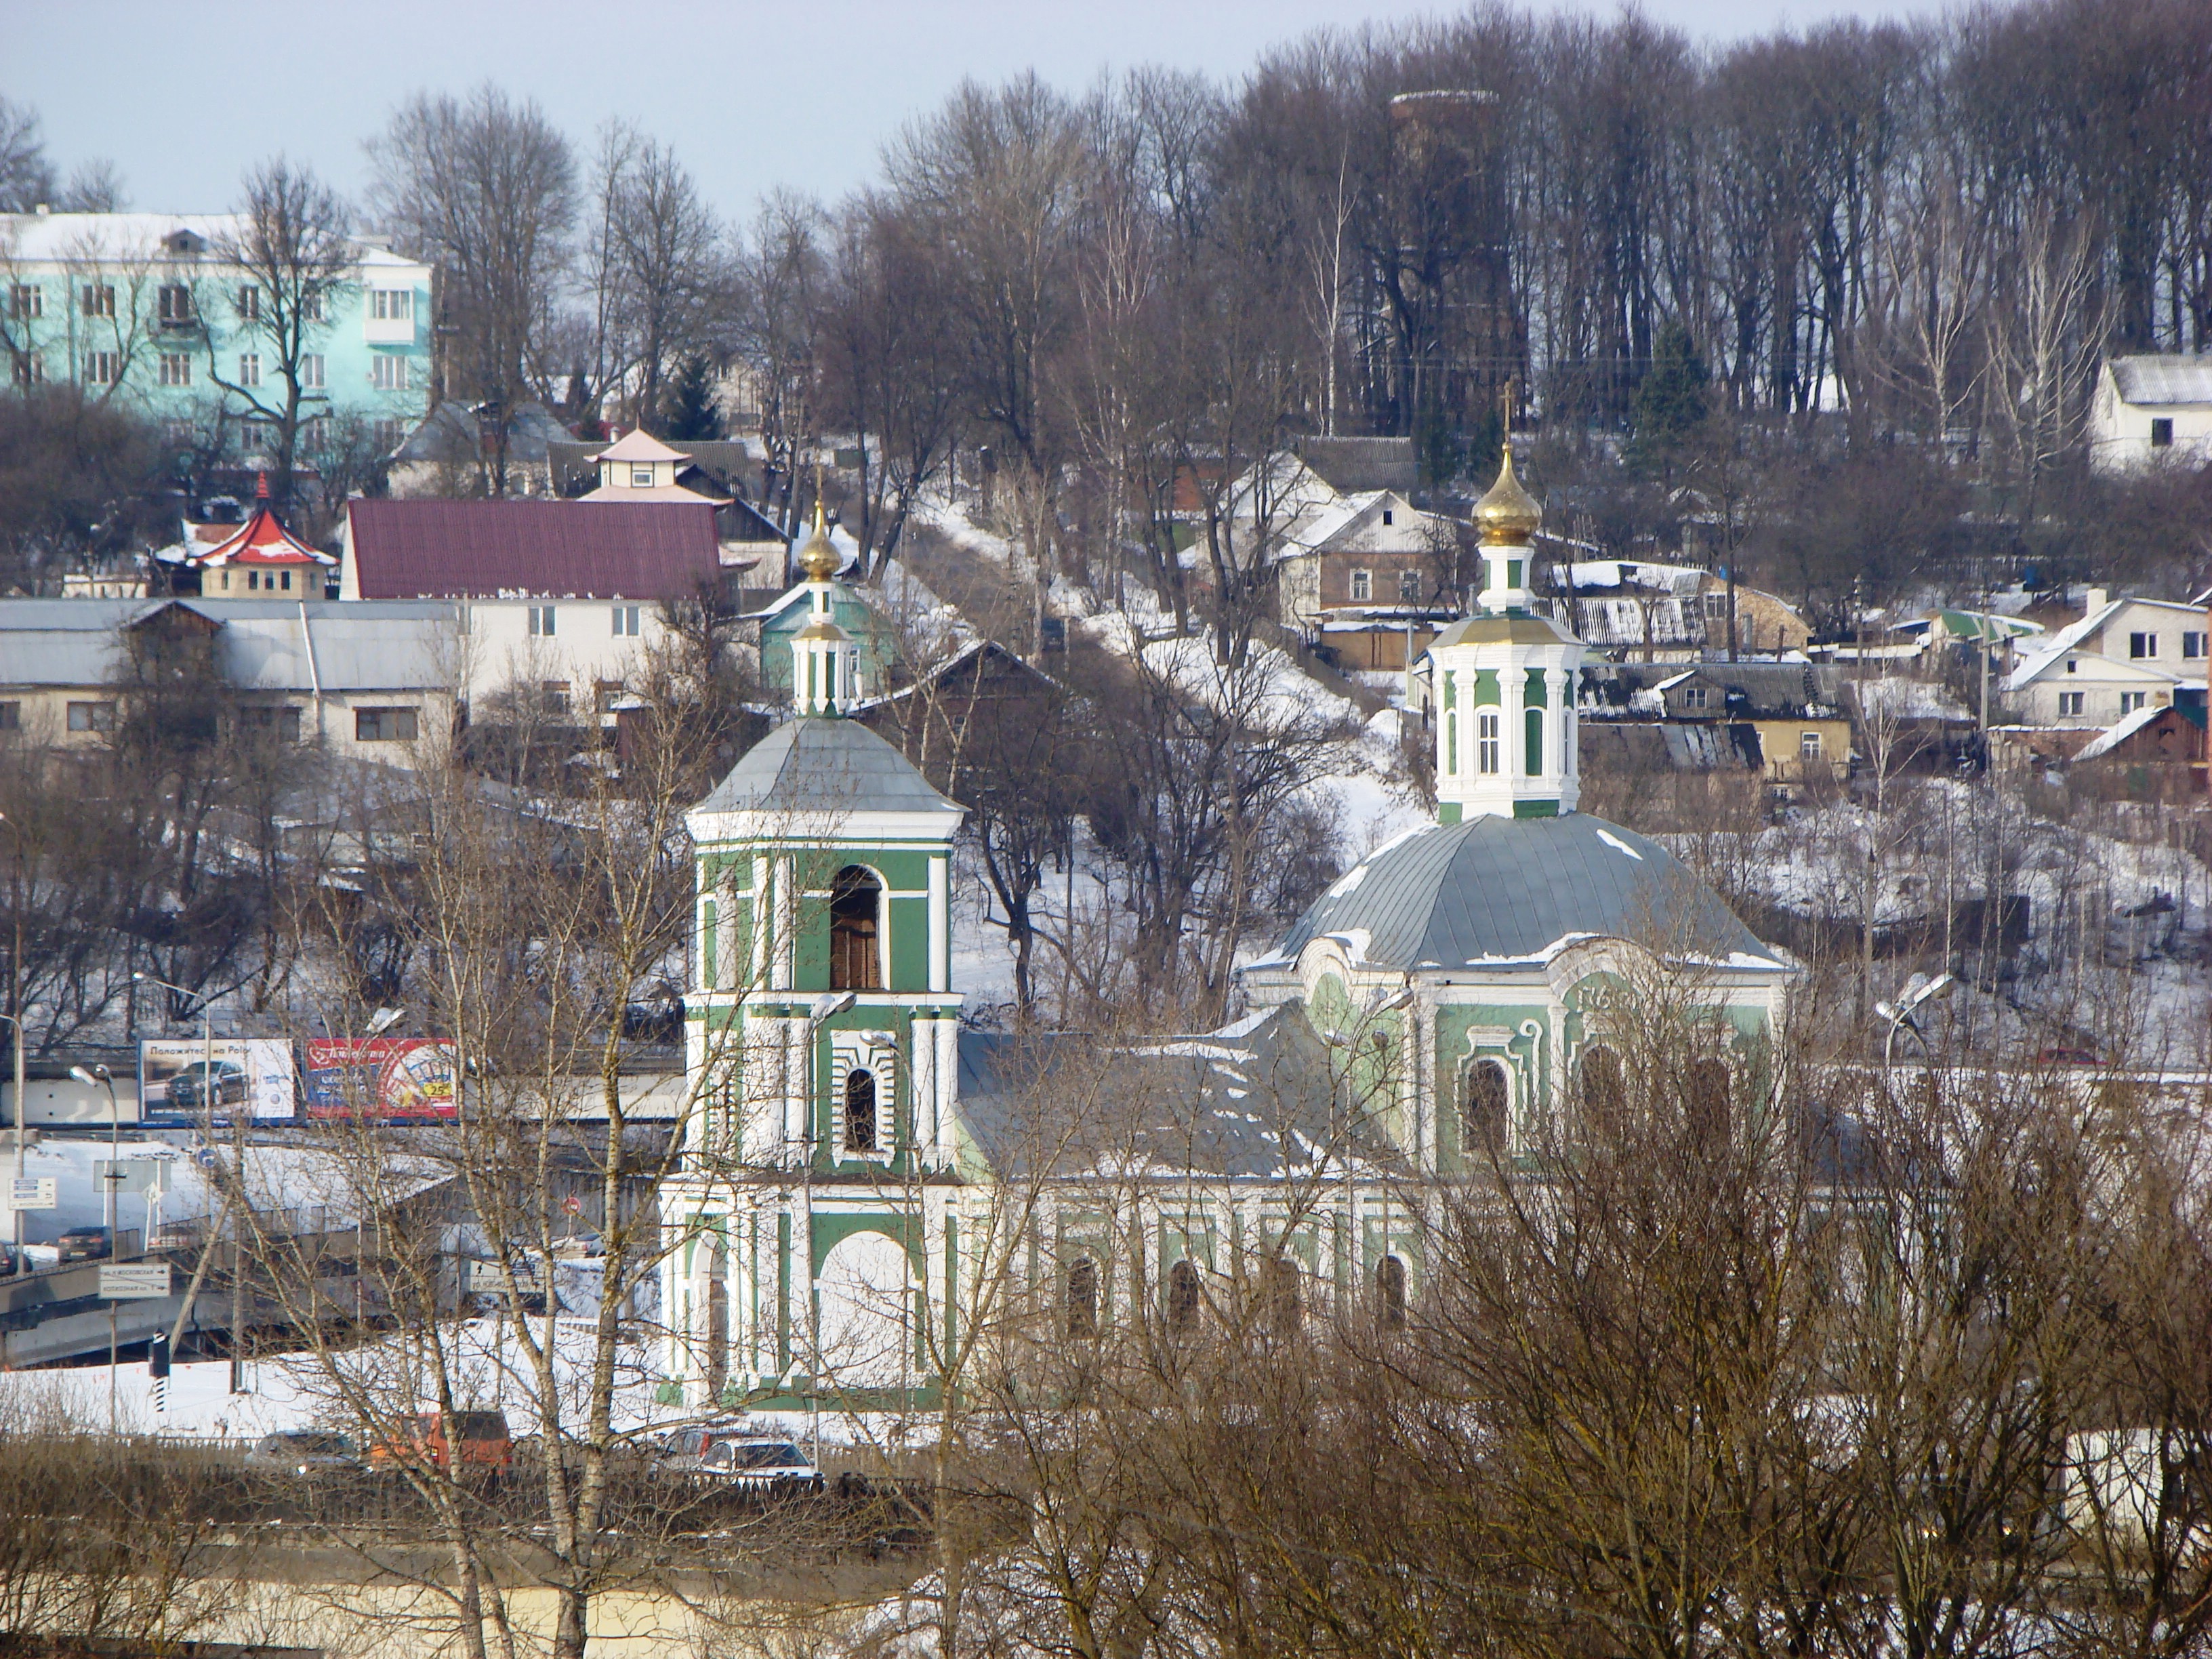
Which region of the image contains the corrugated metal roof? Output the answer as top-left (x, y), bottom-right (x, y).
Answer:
top-left (346, 498), bottom-right (722, 600)
top-left (693, 716), bottom-right (962, 817)
top-left (2110, 355), bottom-right (2212, 407)
top-left (0, 598), bottom-right (457, 693)
top-left (1269, 813), bottom-right (1776, 970)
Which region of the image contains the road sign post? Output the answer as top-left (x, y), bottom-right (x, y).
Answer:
top-left (99, 1263), bottom-right (172, 1435)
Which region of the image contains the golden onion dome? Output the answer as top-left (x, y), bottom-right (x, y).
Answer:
top-left (1474, 446), bottom-right (1542, 546)
top-left (796, 491), bottom-right (841, 581)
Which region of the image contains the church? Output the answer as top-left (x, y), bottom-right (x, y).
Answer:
top-left (655, 458), bottom-right (1795, 1411)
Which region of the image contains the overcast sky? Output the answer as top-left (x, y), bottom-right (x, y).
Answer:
top-left (11, 0), bottom-right (1921, 223)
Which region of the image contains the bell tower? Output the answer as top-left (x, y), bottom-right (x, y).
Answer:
top-left (1429, 449), bottom-right (1582, 822)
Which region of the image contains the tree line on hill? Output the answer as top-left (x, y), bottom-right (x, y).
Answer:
top-left (9, 0), bottom-right (2212, 623)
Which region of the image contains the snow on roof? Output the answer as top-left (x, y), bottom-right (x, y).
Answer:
top-left (1568, 560), bottom-right (1706, 596)
top-left (2002, 600), bottom-right (2127, 690)
top-left (2071, 701), bottom-right (2169, 760)
top-left (1856, 676), bottom-right (1971, 722)
top-left (1652, 669), bottom-right (1698, 693)
top-left (0, 211), bottom-right (421, 270)
top-left (2109, 355), bottom-right (2212, 407)
top-left (592, 429), bottom-right (691, 464)
top-left (191, 501), bottom-right (335, 567)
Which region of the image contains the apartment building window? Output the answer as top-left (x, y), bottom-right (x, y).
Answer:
top-left (242, 704), bottom-right (302, 743)
top-left (300, 415), bottom-right (329, 451)
top-left (2186, 632), bottom-right (2206, 659)
top-left (541, 682), bottom-right (571, 714)
top-left (595, 680), bottom-right (626, 714)
top-left (237, 285), bottom-right (261, 321)
top-left (237, 352), bottom-right (261, 388)
top-left (1800, 731), bottom-right (1824, 760)
top-left (1477, 710), bottom-right (1501, 775)
top-left (300, 354), bottom-right (325, 389)
top-left (2122, 691), bottom-right (2148, 714)
top-left (371, 353), bottom-right (408, 392)
top-left (12, 352), bottom-right (43, 386)
top-left (157, 284), bottom-right (193, 327)
top-left (371, 289), bottom-right (413, 321)
top-left (2151, 417), bottom-right (2174, 449)
top-left (83, 350), bottom-right (119, 385)
top-left (300, 291), bottom-right (325, 322)
top-left (7, 283), bottom-right (39, 319)
top-left (81, 283), bottom-right (115, 318)
top-left (373, 418), bottom-right (406, 452)
top-left (529, 605), bottom-right (556, 636)
top-left (1349, 568), bottom-right (1373, 601)
top-left (1398, 568), bottom-right (1421, 600)
top-left (2129, 632), bottom-right (2158, 658)
top-left (158, 352), bottom-right (191, 386)
top-left (611, 604), bottom-right (642, 637)
top-left (66, 701), bottom-right (115, 734)
top-left (2059, 691), bottom-right (2085, 716)
top-left (354, 707), bottom-right (419, 742)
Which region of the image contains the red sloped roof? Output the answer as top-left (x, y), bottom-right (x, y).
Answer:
top-left (346, 499), bottom-right (723, 600)
top-left (193, 505), bottom-right (335, 567)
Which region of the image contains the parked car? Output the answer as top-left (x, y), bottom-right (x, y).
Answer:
top-left (166, 1059), bottom-right (248, 1111)
top-left (56, 1225), bottom-right (112, 1263)
top-left (366, 1410), bottom-right (512, 1473)
top-left (657, 1425), bottom-right (822, 1490)
top-left (245, 1430), bottom-right (361, 1476)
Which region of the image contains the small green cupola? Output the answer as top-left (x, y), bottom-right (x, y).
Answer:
top-left (1427, 449), bottom-right (1583, 823)
top-left (790, 495), bottom-right (860, 716)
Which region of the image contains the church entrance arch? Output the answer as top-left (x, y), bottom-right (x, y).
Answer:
top-left (812, 1228), bottom-right (912, 1388)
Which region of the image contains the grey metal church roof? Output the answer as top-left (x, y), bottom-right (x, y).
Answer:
top-left (1267, 812), bottom-right (1778, 971)
top-left (693, 715), bottom-right (962, 817)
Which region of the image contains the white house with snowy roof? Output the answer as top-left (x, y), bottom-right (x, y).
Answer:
top-left (2090, 356), bottom-right (2212, 472)
top-left (1999, 589), bottom-right (2207, 729)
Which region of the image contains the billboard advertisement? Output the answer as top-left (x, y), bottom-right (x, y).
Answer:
top-left (304, 1039), bottom-right (458, 1120)
top-left (138, 1038), bottom-right (298, 1125)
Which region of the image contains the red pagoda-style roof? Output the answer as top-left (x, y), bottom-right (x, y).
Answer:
top-left (189, 476), bottom-right (337, 569)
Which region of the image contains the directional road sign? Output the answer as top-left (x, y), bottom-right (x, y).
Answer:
top-left (5, 1177), bottom-right (56, 1212)
top-left (98, 1263), bottom-right (173, 1298)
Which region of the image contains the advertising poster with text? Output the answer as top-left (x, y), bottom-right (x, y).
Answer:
top-left (139, 1038), bottom-right (298, 1125)
top-left (304, 1039), bottom-right (459, 1120)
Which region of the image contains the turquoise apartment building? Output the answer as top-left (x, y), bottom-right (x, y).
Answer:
top-left (0, 211), bottom-right (433, 457)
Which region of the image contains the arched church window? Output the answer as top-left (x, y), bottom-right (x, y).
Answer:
top-left (1065, 1256), bottom-right (1099, 1340)
top-left (1167, 1258), bottom-right (1202, 1334)
top-left (1687, 1057), bottom-right (1732, 1147)
top-left (830, 865), bottom-right (881, 989)
top-left (1465, 1059), bottom-right (1509, 1159)
top-left (1577, 1044), bottom-right (1626, 1140)
top-left (843, 1067), bottom-right (878, 1154)
top-left (1477, 710), bottom-right (1501, 775)
top-left (1376, 1254), bottom-right (1407, 1328)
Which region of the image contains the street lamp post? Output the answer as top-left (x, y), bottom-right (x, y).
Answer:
top-left (68, 1065), bottom-right (119, 1240)
top-left (136, 972), bottom-right (247, 1393)
top-left (1, 1010), bottom-right (24, 1278)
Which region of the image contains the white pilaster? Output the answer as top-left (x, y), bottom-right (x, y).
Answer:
top-left (928, 853), bottom-right (949, 994)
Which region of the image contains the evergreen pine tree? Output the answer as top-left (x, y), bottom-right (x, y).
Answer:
top-left (1629, 321), bottom-right (1709, 483)
top-left (661, 354), bottom-right (724, 443)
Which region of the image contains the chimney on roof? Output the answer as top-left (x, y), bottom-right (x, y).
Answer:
top-left (2085, 586), bottom-right (2108, 615)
